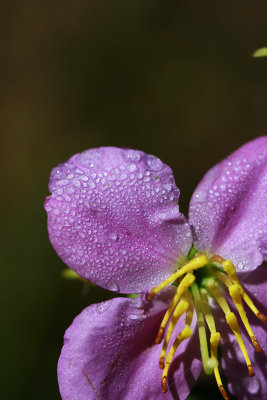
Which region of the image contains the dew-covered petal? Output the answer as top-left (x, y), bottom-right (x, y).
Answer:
top-left (217, 266), bottom-right (267, 400)
top-left (45, 147), bottom-right (192, 293)
top-left (58, 290), bottom-right (201, 400)
top-left (189, 136), bottom-right (267, 272)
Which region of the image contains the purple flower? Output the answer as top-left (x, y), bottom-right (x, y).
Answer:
top-left (45, 137), bottom-right (267, 400)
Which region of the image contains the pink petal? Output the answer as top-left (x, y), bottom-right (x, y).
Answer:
top-left (189, 136), bottom-right (267, 272)
top-left (58, 290), bottom-right (201, 400)
top-left (45, 147), bottom-right (192, 293)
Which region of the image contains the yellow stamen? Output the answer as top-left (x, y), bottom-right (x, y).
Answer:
top-left (201, 292), bottom-right (229, 400)
top-left (155, 273), bottom-right (195, 344)
top-left (149, 253), bottom-right (266, 398)
top-left (191, 282), bottom-right (215, 375)
top-left (147, 254), bottom-right (208, 301)
top-left (215, 271), bottom-right (263, 352)
top-left (210, 333), bottom-right (229, 400)
top-left (161, 291), bottom-right (194, 392)
top-left (229, 286), bottom-right (262, 352)
top-left (226, 312), bottom-right (255, 377)
top-left (208, 282), bottom-right (254, 377)
top-left (159, 294), bottom-right (189, 369)
top-left (222, 260), bottom-right (267, 323)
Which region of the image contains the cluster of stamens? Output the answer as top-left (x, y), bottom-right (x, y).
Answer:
top-left (146, 251), bottom-right (267, 400)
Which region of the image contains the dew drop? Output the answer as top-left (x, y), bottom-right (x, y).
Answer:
top-left (126, 150), bottom-right (141, 162)
top-left (129, 163), bottom-right (137, 172)
top-left (245, 377), bottom-right (260, 395)
top-left (146, 155), bottom-right (163, 171)
top-left (108, 282), bottom-right (120, 292)
top-left (108, 232), bottom-right (119, 241)
top-left (129, 314), bottom-right (139, 320)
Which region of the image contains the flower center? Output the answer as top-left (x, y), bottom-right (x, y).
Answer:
top-left (146, 250), bottom-right (267, 400)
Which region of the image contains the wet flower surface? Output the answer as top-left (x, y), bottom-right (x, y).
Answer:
top-left (45, 137), bottom-right (267, 400)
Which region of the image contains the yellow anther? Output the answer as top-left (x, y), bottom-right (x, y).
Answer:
top-left (228, 285), bottom-right (263, 353)
top-left (208, 282), bottom-right (255, 378)
top-left (222, 259), bottom-right (239, 284)
top-left (215, 271), bottom-right (264, 352)
top-left (159, 295), bottom-right (189, 369)
top-left (221, 260), bottom-right (267, 322)
top-left (225, 312), bottom-right (254, 377)
top-left (229, 284), bottom-right (242, 300)
top-left (161, 292), bottom-right (194, 393)
top-left (147, 254), bottom-right (208, 300)
top-left (155, 273), bottom-right (195, 344)
top-left (210, 331), bottom-right (220, 347)
top-left (219, 385), bottom-right (230, 400)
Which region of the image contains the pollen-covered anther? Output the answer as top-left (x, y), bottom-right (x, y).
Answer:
top-left (248, 365), bottom-right (255, 377)
top-left (155, 327), bottom-right (165, 344)
top-left (210, 254), bottom-right (225, 264)
top-left (257, 312), bottom-right (267, 323)
top-left (219, 385), bottom-right (230, 400)
top-left (159, 356), bottom-right (165, 369)
top-left (161, 376), bottom-right (167, 393)
top-left (251, 336), bottom-right (263, 353)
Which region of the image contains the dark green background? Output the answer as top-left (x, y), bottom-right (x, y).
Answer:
top-left (1, 1), bottom-right (267, 399)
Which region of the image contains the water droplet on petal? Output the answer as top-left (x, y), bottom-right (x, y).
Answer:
top-left (129, 163), bottom-right (137, 172)
top-left (108, 232), bottom-right (119, 241)
top-left (108, 282), bottom-right (120, 292)
top-left (129, 314), bottom-right (139, 320)
top-left (126, 150), bottom-right (141, 162)
top-left (146, 155), bottom-right (163, 171)
top-left (245, 377), bottom-right (260, 395)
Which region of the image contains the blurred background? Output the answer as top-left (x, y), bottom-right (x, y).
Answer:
top-left (1, 0), bottom-right (267, 399)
